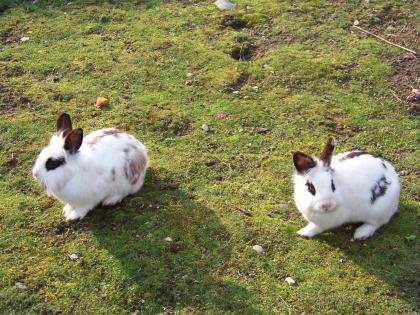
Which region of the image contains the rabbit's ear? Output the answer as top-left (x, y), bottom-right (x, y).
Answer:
top-left (293, 152), bottom-right (316, 174)
top-left (57, 113), bottom-right (73, 137)
top-left (64, 128), bottom-right (83, 154)
top-left (320, 137), bottom-right (336, 166)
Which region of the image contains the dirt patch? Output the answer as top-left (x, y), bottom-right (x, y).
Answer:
top-left (0, 83), bottom-right (35, 114)
top-left (250, 32), bottom-right (294, 60)
top-left (385, 53), bottom-right (419, 114)
top-left (220, 15), bottom-right (249, 30)
top-left (229, 44), bottom-right (257, 61)
top-left (364, 5), bottom-right (419, 51)
top-left (158, 114), bottom-right (192, 137)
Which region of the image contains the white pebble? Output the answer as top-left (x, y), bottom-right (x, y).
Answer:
top-left (353, 20), bottom-right (360, 26)
top-left (232, 90), bottom-right (240, 94)
top-left (214, 0), bottom-right (236, 10)
top-left (285, 277), bottom-right (296, 286)
top-left (164, 237), bottom-right (173, 242)
top-left (186, 72), bottom-right (193, 77)
top-left (201, 124), bottom-right (209, 132)
top-left (15, 282), bottom-right (28, 291)
top-left (68, 253), bottom-right (78, 261)
top-left (20, 37), bottom-right (30, 42)
top-left (252, 245), bottom-right (264, 254)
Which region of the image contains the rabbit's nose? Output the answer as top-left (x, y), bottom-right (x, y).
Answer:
top-left (321, 202), bottom-right (333, 211)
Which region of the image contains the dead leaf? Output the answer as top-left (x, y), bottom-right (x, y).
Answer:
top-left (95, 97), bottom-right (109, 108)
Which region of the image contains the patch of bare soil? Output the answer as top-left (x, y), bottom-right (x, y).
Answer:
top-left (386, 53), bottom-right (419, 115)
top-left (220, 15), bottom-right (294, 61)
top-left (0, 83), bottom-right (35, 114)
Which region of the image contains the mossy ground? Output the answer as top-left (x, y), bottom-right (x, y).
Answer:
top-left (0, 0), bottom-right (419, 314)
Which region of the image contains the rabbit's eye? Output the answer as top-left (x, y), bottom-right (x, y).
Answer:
top-left (46, 157), bottom-right (65, 171)
top-left (331, 179), bottom-right (336, 192)
top-left (305, 181), bottom-right (316, 195)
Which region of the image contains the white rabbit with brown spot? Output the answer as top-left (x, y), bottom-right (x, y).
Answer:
top-left (292, 138), bottom-right (400, 240)
top-left (32, 113), bottom-right (149, 221)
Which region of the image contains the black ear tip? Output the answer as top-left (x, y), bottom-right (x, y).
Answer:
top-left (58, 112), bottom-right (70, 119)
top-left (293, 151), bottom-right (304, 159)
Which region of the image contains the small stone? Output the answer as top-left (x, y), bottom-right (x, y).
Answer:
top-left (201, 124), bottom-right (209, 132)
top-left (301, 312), bottom-right (308, 315)
top-left (353, 20), bottom-right (360, 26)
top-left (95, 97), bottom-right (108, 108)
top-left (164, 237), bottom-right (173, 242)
top-left (214, 0), bottom-right (236, 10)
top-left (252, 86), bottom-right (259, 91)
top-left (246, 5), bottom-right (253, 10)
top-left (136, 234), bottom-right (140, 238)
top-left (274, 203), bottom-right (288, 209)
top-left (68, 253), bottom-right (78, 261)
top-left (15, 282), bottom-right (28, 291)
top-left (285, 277), bottom-right (296, 286)
top-left (252, 245), bottom-right (264, 254)
top-left (254, 127), bottom-right (272, 134)
top-left (398, 170), bottom-right (410, 176)
top-left (339, 258), bottom-right (344, 263)
top-left (186, 72), bottom-right (193, 77)
top-left (232, 90), bottom-right (240, 94)
top-left (20, 37), bottom-right (30, 42)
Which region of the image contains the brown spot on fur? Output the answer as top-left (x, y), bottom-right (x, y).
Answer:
top-left (293, 152), bottom-right (316, 174)
top-left (87, 129), bottom-right (126, 146)
top-left (340, 151), bottom-right (370, 160)
top-left (124, 149), bottom-right (147, 185)
top-left (111, 168), bottom-right (116, 181)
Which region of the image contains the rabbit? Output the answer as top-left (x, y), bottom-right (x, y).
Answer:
top-left (32, 113), bottom-right (149, 221)
top-left (292, 138), bottom-right (400, 240)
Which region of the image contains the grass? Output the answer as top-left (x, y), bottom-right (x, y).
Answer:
top-left (0, 0), bottom-right (419, 314)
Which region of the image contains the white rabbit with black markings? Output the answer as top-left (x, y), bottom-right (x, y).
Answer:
top-left (293, 138), bottom-right (400, 240)
top-left (32, 113), bottom-right (149, 221)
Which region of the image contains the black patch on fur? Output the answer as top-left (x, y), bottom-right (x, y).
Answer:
top-left (370, 176), bottom-right (390, 204)
top-left (331, 179), bottom-right (336, 192)
top-left (382, 161), bottom-right (387, 169)
top-left (306, 181), bottom-right (316, 195)
top-left (46, 157), bottom-right (65, 171)
top-left (341, 151), bottom-right (370, 160)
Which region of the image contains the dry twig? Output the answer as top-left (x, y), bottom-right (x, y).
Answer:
top-left (353, 25), bottom-right (417, 55)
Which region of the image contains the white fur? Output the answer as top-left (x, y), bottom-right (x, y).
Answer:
top-left (294, 152), bottom-right (400, 240)
top-left (33, 128), bottom-right (149, 221)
